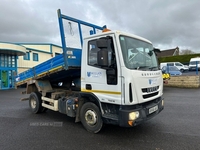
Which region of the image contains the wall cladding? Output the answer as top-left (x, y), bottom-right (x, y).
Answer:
top-left (164, 75), bottom-right (200, 88)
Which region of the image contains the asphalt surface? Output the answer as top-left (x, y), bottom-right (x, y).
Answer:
top-left (0, 87), bottom-right (200, 150)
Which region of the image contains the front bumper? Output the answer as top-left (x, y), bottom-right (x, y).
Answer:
top-left (119, 97), bottom-right (164, 127)
top-left (189, 67), bottom-right (199, 71)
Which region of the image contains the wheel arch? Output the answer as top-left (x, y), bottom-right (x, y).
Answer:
top-left (79, 92), bottom-right (102, 110)
top-left (75, 92), bottom-right (103, 123)
top-left (26, 83), bottom-right (39, 94)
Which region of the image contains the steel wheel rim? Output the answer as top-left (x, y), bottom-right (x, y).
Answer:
top-left (30, 97), bottom-right (36, 109)
top-left (85, 110), bottom-right (97, 126)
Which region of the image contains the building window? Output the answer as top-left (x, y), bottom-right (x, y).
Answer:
top-left (23, 52), bottom-right (30, 60)
top-left (12, 56), bottom-right (16, 67)
top-left (33, 53), bottom-right (39, 61)
top-left (0, 54), bottom-right (5, 67)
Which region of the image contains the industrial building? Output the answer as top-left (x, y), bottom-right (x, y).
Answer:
top-left (0, 42), bottom-right (62, 90)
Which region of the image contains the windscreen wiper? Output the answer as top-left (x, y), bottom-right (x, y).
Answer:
top-left (137, 66), bottom-right (149, 70)
top-left (149, 67), bottom-right (158, 71)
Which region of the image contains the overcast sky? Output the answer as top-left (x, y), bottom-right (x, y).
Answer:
top-left (0, 0), bottom-right (200, 52)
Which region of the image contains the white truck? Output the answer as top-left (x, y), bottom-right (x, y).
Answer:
top-left (189, 57), bottom-right (200, 71)
top-left (15, 9), bottom-right (164, 133)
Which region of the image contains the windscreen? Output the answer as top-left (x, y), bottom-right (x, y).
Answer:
top-left (119, 35), bottom-right (158, 71)
top-left (190, 61), bottom-right (200, 65)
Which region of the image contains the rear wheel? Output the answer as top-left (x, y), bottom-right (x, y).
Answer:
top-left (29, 92), bottom-right (46, 114)
top-left (80, 102), bottom-right (103, 133)
top-left (180, 69), bottom-right (184, 72)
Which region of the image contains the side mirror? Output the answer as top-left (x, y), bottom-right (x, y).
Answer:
top-left (97, 50), bottom-right (109, 67)
top-left (153, 48), bottom-right (161, 53)
top-left (96, 38), bottom-right (110, 67)
top-left (148, 51), bottom-right (153, 56)
top-left (96, 38), bottom-right (108, 49)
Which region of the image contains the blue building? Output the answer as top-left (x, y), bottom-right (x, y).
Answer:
top-left (0, 42), bottom-right (26, 90)
top-left (0, 42), bottom-right (63, 90)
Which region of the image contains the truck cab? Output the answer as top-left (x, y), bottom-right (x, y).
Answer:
top-left (189, 57), bottom-right (200, 71)
top-left (80, 30), bottom-right (164, 130)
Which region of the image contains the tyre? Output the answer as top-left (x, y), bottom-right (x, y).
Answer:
top-left (29, 92), bottom-right (45, 114)
top-left (80, 102), bottom-right (103, 133)
top-left (180, 69), bottom-right (184, 72)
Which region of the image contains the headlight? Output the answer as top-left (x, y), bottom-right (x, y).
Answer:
top-left (129, 111), bottom-right (140, 120)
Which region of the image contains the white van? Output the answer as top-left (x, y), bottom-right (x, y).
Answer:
top-left (189, 57), bottom-right (200, 71)
top-left (160, 62), bottom-right (189, 72)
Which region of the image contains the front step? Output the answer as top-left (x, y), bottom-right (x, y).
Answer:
top-left (41, 96), bottom-right (58, 111)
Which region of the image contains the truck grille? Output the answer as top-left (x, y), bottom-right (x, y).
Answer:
top-left (143, 92), bottom-right (159, 99)
top-left (142, 86), bottom-right (159, 99)
top-left (142, 86), bottom-right (159, 93)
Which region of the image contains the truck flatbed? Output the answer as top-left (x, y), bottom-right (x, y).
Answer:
top-left (16, 48), bottom-right (82, 87)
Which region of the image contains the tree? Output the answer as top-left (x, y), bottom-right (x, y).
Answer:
top-left (179, 49), bottom-right (195, 55)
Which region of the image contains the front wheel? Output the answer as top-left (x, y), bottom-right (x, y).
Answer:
top-left (80, 102), bottom-right (103, 133)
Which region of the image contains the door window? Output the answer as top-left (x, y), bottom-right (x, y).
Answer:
top-left (167, 63), bottom-right (174, 66)
top-left (88, 40), bottom-right (99, 66)
top-left (175, 63), bottom-right (182, 66)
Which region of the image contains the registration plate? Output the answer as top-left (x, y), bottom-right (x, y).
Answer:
top-left (149, 105), bottom-right (158, 114)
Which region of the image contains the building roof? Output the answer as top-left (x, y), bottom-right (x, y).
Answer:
top-left (156, 47), bottom-right (179, 58)
top-left (15, 42), bottom-right (62, 48)
top-left (0, 42), bottom-right (26, 56)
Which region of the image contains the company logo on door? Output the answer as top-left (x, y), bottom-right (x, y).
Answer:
top-left (87, 72), bottom-right (102, 77)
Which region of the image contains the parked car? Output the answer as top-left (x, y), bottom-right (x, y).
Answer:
top-left (161, 66), bottom-right (182, 76)
top-left (189, 57), bottom-right (200, 71)
top-left (160, 62), bottom-right (189, 72)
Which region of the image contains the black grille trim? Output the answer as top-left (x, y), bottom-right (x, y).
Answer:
top-left (142, 86), bottom-right (159, 93)
top-left (143, 92), bottom-right (159, 99)
top-left (129, 83), bottom-right (133, 103)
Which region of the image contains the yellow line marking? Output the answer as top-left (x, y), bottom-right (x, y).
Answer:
top-left (81, 89), bottom-right (121, 95)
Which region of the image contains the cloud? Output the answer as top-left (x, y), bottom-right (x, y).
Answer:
top-left (0, 0), bottom-right (55, 42)
top-left (0, 0), bottom-right (200, 52)
top-left (89, 0), bottom-right (200, 52)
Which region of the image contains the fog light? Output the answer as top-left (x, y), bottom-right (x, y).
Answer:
top-left (129, 111), bottom-right (140, 120)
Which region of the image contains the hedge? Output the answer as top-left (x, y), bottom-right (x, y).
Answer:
top-left (158, 53), bottom-right (200, 65)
